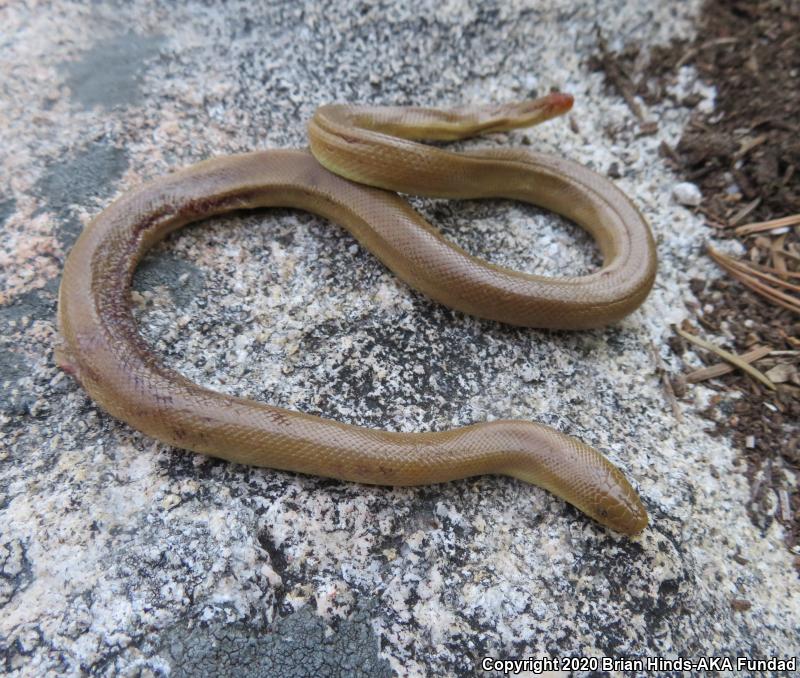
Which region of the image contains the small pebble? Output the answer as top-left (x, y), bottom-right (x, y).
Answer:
top-left (673, 182), bottom-right (703, 206)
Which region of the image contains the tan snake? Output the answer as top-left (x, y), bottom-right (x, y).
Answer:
top-left (57, 93), bottom-right (655, 534)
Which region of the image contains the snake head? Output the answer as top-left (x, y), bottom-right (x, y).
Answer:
top-left (557, 448), bottom-right (648, 535)
top-left (505, 423), bottom-right (648, 535)
top-left (540, 91), bottom-right (574, 118)
top-left (496, 92), bottom-right (574, 133)
top-left (580, 476), bottom-right (649, 536)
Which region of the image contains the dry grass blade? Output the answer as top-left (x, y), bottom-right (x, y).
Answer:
top-left (686, 345), bottom-right (773, 383)
top-left (707, 246), bottom-right (800, 315)
top-left (735, 212), bottom-right (800, 237)
top-left (675, 327), bottom-right (777, 390)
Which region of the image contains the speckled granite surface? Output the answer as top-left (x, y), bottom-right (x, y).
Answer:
top-left (1, 1), bottom-right (798, 676)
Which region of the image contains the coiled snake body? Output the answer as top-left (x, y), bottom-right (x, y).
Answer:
top-left (57, 94), bottom-right (655, 534)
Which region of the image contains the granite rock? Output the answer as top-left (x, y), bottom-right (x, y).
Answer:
top-left (0, 1), bottom-right (798, 676)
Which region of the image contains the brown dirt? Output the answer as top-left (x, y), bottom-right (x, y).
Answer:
top-left (591, 1), bottom-right (800, 565)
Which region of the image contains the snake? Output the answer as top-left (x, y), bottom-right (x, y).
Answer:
top-left (57, 93), bottom-right (656, 535)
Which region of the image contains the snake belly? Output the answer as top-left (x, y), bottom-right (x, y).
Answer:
top-left (57, 94), bottom-right (654, 534)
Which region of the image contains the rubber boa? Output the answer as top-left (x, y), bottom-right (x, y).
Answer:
top-left (57, 93), bottom-right (654, 534)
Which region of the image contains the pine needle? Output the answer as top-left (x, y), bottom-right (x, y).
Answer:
top-left (710, 248), bottom-right (800, 292)
top-left (707, 246), bottom-right (800, 315)
top-left (734, 213), bottom-right (800, 237)
top-left (675, 327), bottom-right (776, 390)
top-left (686, 345), bottom-right (773, 383)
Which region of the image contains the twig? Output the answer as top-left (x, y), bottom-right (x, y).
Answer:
top-left (659, 141), bottom-right (681, 165)
top-left (595, 32), bottom-right (645, 121)
top-left (649, 340), bottom-right (683, 422)
top-left (676, 37), bottom-right (740, 68)
top-left (686, 345), bottom-right (772, 383)
top-left (674, 327), bottom-right (776, 390)
top-left (697, 205), bottom-right (728, 225)
top-left (778, 489), bottom-right (791, 524)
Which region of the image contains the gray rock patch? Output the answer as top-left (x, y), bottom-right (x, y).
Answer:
top-left (0, 281), bottom-right (57, 327)
top-left (0, 350), bottom-right (32, 418)
top-left (34, 142), bottom-right (128, 248)
top-left (0, 198), bottom-right (15, 227)
top-left (61, 33), bottom-right (164, 109)
top-left (0, 281), bottom-right (58, 418)
top-left (157, 605), bottom-right (391, 678)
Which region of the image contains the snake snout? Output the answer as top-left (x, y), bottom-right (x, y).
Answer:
top-left (588, 485), bottom-right (649, 536)
top-left (543, 91), bottom-right (574, 116)
top-left (520, 92), bottom-right (573, 120)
